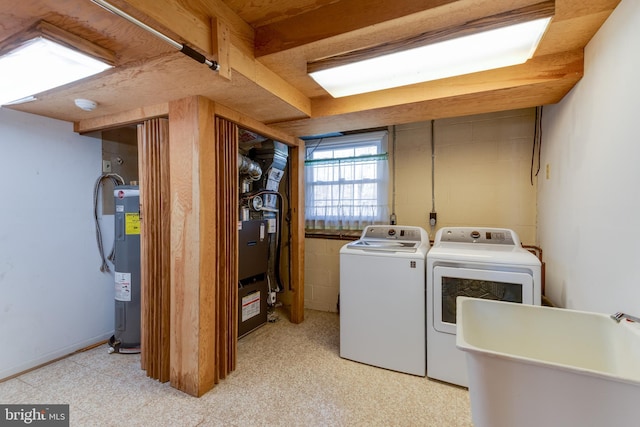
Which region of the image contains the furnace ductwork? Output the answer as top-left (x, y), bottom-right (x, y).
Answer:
top-left (238, 153), bottom-right (262, 181)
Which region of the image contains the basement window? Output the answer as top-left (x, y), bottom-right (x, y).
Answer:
top-left (0, 23), bottom-right (113, 106)
top-left (304, 131), bottom-right (389, 232)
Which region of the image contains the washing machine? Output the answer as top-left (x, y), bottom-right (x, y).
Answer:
top-left (340, 225), bottom-right (429, 376)
top-left (427, 227), bottom-right (541, 387)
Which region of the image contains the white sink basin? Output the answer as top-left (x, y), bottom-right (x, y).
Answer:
top-left (456, 297), bottom-right (640, 427)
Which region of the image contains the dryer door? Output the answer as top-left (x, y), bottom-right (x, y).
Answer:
top-left (432, 266), bottom-right (534, 334)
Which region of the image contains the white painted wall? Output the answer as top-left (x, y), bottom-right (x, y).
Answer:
top-left (538, 0), bottom-right (640, 313)
top-left (0, 108), bottom-right (115, 380)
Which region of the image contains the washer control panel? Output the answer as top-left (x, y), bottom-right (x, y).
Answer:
top-left (438, 227), bottom-right (516, 245)
top-left (360, 226), bottom-right (424, 242)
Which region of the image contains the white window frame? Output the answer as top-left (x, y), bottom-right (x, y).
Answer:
top-left (304, 131), bottom-right (389, 231)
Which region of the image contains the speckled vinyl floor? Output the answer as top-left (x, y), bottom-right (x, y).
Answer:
top-left (0, 309), bottom-right (472, 426)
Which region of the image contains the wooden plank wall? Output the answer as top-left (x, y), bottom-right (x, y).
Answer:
top-left (214, 116), bottom-right (239, 376)
top-left (138, 117), bottom-right (171, 382)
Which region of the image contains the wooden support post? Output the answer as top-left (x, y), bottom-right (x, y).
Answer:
top-left (168, 96), bottom-right (218, 396)
top-left (288, 144), bottom-right (305, 324)
top-left (167, 96), bottom-right (303, 396)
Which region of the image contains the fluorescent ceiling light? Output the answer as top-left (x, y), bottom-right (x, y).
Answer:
top-left (0, 37), bottom-right (112, 106)
top-left (309, 17), bottom-right (551, 98)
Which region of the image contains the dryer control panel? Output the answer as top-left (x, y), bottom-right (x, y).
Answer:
top-left (437, 227), bottom-right (517, 246)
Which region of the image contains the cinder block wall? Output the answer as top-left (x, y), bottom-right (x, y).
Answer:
top-left (304, 108), bottom-right (537, 312)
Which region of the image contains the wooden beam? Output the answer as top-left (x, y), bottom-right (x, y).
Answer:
top-left (168, 96), bottom-right (218, 397)
top-left (271, 76), bottom-right (581, 137)
top-left (167, 96), bottom-right (305, 395)
top-left (118, 0), bottom-right (311, 116)
top-left (254, 0), bottom-right (553, 58)
top-left (288, 144), bottom-right (305, 324)
top-left (267, 49), bottom-right (582, 136)
top-left (255, 0), bottom-right (459, 57)
top-left (310, 49), bottom-right (582, 118)
top-left (114, 0), bottom-right (225, 54)
top-left (229, 45), bottom-right (311, 116)
top-left (214, 103), bottom-right (300, 147)
top-left (212, 17), bottom-right (231, 80)
top-left (74, 103), bottom-right (169, 134)
top-left (308, 1), bottom-right (555, 73)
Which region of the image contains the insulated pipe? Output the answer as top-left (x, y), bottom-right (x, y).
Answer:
top-left (91, 0), bottom-right (220, 71)
top-left (238, 154), bottom-right (262, 181)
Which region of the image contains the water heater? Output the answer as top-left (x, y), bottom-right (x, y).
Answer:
top-left (108, 185), bottom-right (141, 353)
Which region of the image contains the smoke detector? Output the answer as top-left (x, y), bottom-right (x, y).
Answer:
top-left (74, 98), bottom-right (97, 111)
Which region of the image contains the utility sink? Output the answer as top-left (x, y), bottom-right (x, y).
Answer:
top-left (456, 297), bottom-right (640, 427)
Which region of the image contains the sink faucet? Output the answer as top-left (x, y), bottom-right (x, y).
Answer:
top-left (610, 312), bottom-right (640, 323)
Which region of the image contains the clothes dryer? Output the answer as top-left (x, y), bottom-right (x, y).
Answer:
top-left (427, 227), bottom-right (541, 387)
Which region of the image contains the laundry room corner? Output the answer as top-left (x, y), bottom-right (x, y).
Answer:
top-left (303, 109), bottom-right (540, 315)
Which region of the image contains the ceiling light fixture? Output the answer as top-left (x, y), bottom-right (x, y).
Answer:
top-left (308, 3), bottom-right (554, 98)
top-left (0, 22), bottom-right (114, 106)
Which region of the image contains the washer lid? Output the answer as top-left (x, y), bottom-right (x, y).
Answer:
top-left (346, 240), bottom-right (419, 252)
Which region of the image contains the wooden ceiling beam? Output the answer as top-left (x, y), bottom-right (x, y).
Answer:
top-left (269, 49), bottom-right (583, 136)
top-left (254, 0), bottom-right (549, 58)
top-left (311, 49), bottom-right (582, 116)
top-left (74, 103), bottom-right (169, 134)
top-left (112, 0), bottom-right (252, 55)
top-left (271, 77), bottom-right (581, 137)
top-left (115, 0), bottom-right (311, 116)
top-left (254, 0), bottom-right (458, 57)
top-left (3, 0), bottom-right (620, 129)
top-left (308, 1), bottom-right (555, 73)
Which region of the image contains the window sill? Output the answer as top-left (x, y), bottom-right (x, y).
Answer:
top-left (304, 231), bottom-right (360, 241)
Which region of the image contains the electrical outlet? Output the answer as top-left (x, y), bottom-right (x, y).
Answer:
top-left (102, 160), bottom-right (112, 173)
top-left (429, 212), bottom-right (437, 227)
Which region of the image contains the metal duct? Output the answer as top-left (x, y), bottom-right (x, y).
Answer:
top-left (238, 154), bottom-right (262, 181)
